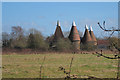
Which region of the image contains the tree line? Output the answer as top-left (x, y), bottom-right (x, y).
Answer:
top-left (2, 26), bottom-right (119, 52)
top-left (2, 26), bottom-right (74, 52)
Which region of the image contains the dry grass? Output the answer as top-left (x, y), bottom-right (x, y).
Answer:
top-left (2, 53), bottom-right (118, 78)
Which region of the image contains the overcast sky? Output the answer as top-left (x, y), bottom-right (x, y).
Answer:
top-left (2, 2), bottom-right (118, 38)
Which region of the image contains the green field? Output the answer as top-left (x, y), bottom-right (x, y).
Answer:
top-left (2, 53), bottom-right (118, 78)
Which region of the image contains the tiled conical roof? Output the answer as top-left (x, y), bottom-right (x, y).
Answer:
top-left (89, 26), bottom-right (97, 42)
top-left (53, 20), bottom-right (64, 42)
top-left (82, 25), bottom-right (92, 43)
top-left (68, 21), bottom-right (80, 42)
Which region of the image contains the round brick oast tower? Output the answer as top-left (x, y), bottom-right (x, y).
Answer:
top-left (68, 21), bottom-right (80, 50)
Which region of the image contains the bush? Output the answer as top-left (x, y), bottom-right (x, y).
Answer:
top-left (27, 31), bottom-right (49, 51)
top-left (108, 36), bottom-right (119, 50)
top-left (80, 42), bottom-right (96, 51)
top-left (14, 36), bottom-right (27, 49)
top-left (9, 35), bottom-right (27, 49)
top-left (53, 38), bottom-right (72, 52)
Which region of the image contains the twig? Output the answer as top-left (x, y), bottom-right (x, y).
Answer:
top-left (92, 50), bottom-right (120, 59)
top-left (113, 43), bottom-right (120, 51)
top-left (40, 56), bottom-right (46, 79)
top-left (98, 21), bottom-right (120, 31)
top-left (58, 52), bottom-right (76, 79)
top-left (108, 31), bottom-right (115, 39)
top-left (69, 52), bottom-right (75, 77)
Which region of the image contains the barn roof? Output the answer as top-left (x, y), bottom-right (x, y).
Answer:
top-left (97, 40), bottom-right (109, 45)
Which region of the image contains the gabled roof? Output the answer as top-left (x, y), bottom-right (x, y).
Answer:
top-left (68, 21), bottom-right (80, 42)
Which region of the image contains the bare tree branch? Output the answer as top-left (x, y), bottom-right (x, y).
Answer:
top-left (98, 21), bottom-right (120, 79)
top-left (69, 52), bottom-right (75, 77)
top-left (113, 43), bottom-right (120, 51)
top-left (93, 50), bottom-right (120, 59)
top-left (98, 22), bottom-right (120, 31)
top-left (108, 31), bottom-right (115, 39)
top-left (98, 21), bottom-right (120, 52)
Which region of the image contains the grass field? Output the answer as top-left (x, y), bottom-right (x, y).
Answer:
top-left (2, 53), bottom-right (118, 78)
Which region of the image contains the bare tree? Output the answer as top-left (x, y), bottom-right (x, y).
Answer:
top-left (98, 21), bottom-right (120, 31)
top-left (98, 21), bottom-right (120, 52)
top-left (97, 21), bottom-right (120, 79)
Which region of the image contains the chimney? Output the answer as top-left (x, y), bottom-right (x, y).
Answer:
top-left (82, 24), bottom-right (92, 44)
top-left (89, 26), bottom-right (97, 45)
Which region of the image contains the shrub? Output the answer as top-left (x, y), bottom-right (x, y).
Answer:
top-left (54, 38), bottom-right (72, 52)
top-left (27, 31), bottom-right (49, 51)
top-left (80, 42), bottom-right (96, 51)
top-left (107, 36), bottom-right (119, 50)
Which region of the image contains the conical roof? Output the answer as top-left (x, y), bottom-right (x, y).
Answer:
top-left (53, 20), bottom-right (64, 41)
top-left (82, 25), bottom-right (92, 43)
top-left (68, 21), bottom-right (80, 42)
top-left (89, 26), bottom-right (97, 41)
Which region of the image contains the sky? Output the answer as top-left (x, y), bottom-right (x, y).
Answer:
top-left (2, 2), bottom-right (118, 38)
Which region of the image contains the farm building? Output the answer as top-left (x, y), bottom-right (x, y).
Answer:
top-left (81, 25), bottom-right (92, 44)
top-left (89, 26), bottom-right (97, 45)
top-left (97, 40), bottom-right (109, 49)
top-left (52, 20), bottom-right (97, 50)
top-left (53, 20), bottom-right (64, 42)
top-left (68, 21), bottom-right (80, 50)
